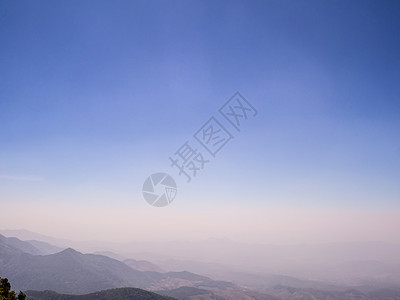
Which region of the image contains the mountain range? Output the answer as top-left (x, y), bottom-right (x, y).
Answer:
top-left (25, 288), bottom-right (175, 300)
top-left (1, 230), bottom-right (400, 299)
top-left (0, 233), bottom-right (274, 299)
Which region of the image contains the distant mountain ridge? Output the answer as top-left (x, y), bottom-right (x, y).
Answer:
top-left (0, 232), bottom-right (64, 256)
top-left (0, 234), bottom-right (40, 256)
top-left (26, 239), bottom-right (64, 255)
top-left (3, 230), bottom-right (400, 299)
top-left (0, 234), bottom-right (242, 298)
top-left (0, 229), bottom-right (69, 248)
top-left (1, 246), bottom-right (154, 294)
top-left (124, 258), bottom-right (164, 272)
top-left (26, 287), bottom-right (175, 300)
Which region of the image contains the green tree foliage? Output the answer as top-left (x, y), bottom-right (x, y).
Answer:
top-left (0, 278), bottom-right (26, 300)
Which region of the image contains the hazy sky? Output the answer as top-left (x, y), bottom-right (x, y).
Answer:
top-left (1, 0), bottom-right (399, 243)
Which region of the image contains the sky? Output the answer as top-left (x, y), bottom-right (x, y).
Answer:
top-left (1, 0), bottom-right (399, 244)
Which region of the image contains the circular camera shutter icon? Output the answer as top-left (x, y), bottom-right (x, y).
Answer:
top-left (142, 173), bottom-right (177, 207)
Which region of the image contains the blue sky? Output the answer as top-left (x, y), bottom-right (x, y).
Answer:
top-left (0, 0), bottom-right (399, 241)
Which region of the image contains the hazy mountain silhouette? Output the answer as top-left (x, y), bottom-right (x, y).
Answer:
top-left (2, 231), bottom-right (400, 299)
top-left (124, 258), bottom-right (164, 272)
top-left (26, 240), bottom-right (64, 255)
top-left (26, 287), bottom-right (175, 299)
top-left (92, 250), bottom-right (126, 261)
top-left (0, 235), bottom-right (237, 296)
top-left (1, 247), bottom-right (154, 294)
top-left (0, 229), bottom-right (69, 248)
top-left (0, 234), bottom-right (42, 256)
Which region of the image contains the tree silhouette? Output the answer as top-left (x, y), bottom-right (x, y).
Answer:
top-left (0, 278), bottom-right (26, 300)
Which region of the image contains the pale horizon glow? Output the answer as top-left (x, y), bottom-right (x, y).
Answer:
top-left (1, 202), bottom-right (399, 245)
